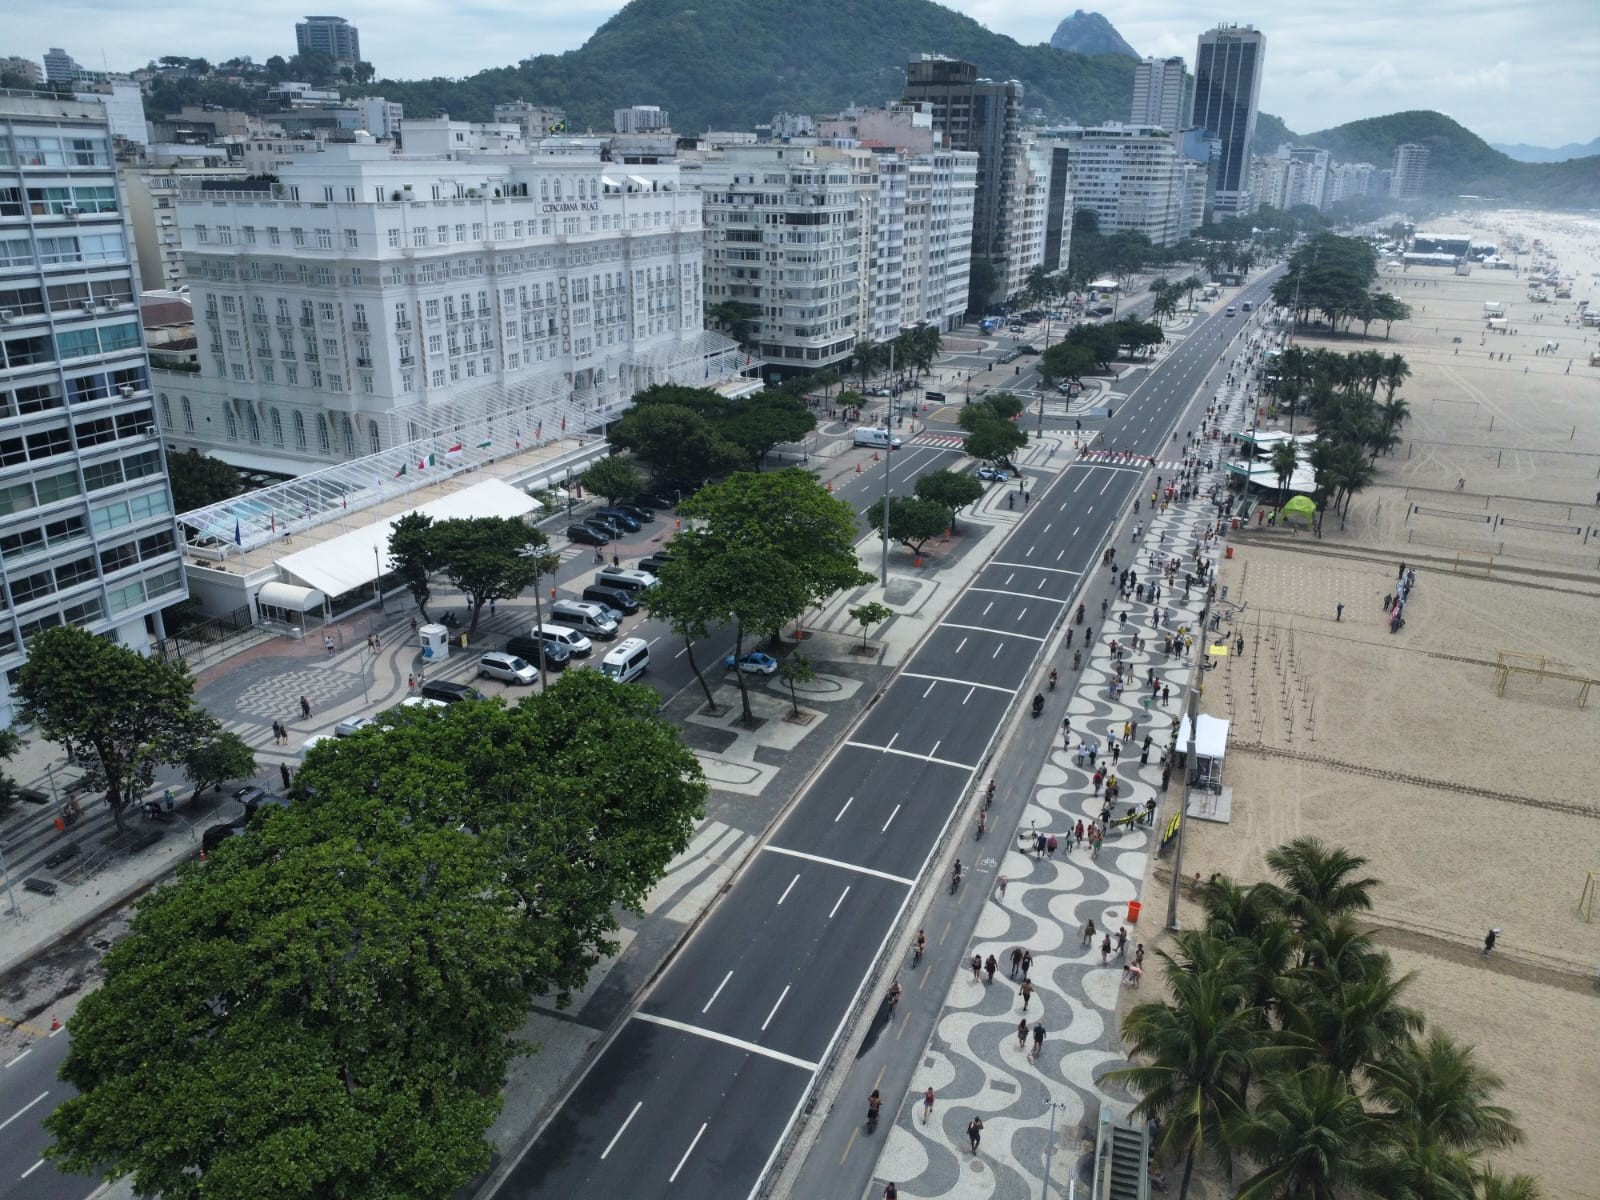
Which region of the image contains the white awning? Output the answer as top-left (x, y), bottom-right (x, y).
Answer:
top-left (257, 581), bottom-right (325, 613)
top-left (275, 478), bottom-right (540, 597)
top-left (1089, 278), bottom-right (1120, 291)
top-left (1177, 714), bottom-right (1231, 760)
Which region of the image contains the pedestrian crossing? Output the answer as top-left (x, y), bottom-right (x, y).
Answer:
top-left (913, 433), bottom-right (969, 449)
top-left (1077, 450), bottom-right (1187, 471)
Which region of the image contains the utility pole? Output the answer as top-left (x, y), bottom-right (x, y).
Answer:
top-left (1164, 586), bottom-right (1214, 932)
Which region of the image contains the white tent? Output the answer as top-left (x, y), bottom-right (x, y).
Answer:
top-left (276, 478), bottom-right (539, 597)
top-left (1176, 714), bottom-right (1230, 791)
top-left (1088, 278), bottom-right (1120, 291)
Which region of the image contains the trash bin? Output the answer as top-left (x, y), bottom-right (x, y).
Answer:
top-left (1127, 900), bottom-right (1143, 923)
top-left (1231, 516), bottom-right (1240, 530)
top-left (1225, 546), bottom-right (1234, 559)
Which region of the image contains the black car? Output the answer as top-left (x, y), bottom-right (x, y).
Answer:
top-left (632, 492), bottom-right (675, 510)
top-left (612, 502), bottom-right (656, 523)
top-left (506, 634), bottom-right (571, 669)
top-left (583, 584), bottom-right (640, 615)
top-left (1016, 344), bottom-right (1039, 355)
top-left (201, 821), bottom-right (245, 853)
top-left (584, 514), bottom-right (628, 538)
top-left (638, 552), bottom-right (672, 576)
top-left (595, 507), bottom-right (642, 532)
top-left (566, 523), bottom-right (610, 546)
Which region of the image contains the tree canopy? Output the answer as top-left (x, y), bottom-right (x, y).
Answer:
top-left (867, 496), bottom-right (949, 553)
top-left (166, 449), bottom-right (242, 513)
top-left (425, 516), bottom-right (546, 635)
top-left (913, 469), bottom-right (984, 533)
top-left (46, 672), bottom-right (705, 1200)
top-left (581, 454), bottom-right (645, 505)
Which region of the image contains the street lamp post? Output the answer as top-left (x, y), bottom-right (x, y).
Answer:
top-left (1165, 586), bottom-right (1214, 932)
top-left (879, 433), bottom-right (893, 588)
top-left (1040, 1095), bottom-right (1073, 1200)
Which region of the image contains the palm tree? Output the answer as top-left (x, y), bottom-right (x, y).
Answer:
top-left (1478, 1167), bottom-right (1544, 1199)
top-left (1329, 444), bottom-right (1377, 529)
top-left (1380, 353), bottom-right (1412, 403)
top-left (1369, 1029), bottom-right (1523, 1155)
top-left (1289, 954), bottom-right (1423, 1081)
top-left (1269, 439), bottom-right (1299, 499)
top-left (1107, 939), bottom-right (1258, 1200)
top-left (850, 338), bottom-right (880, 390)
top-left (1228, 1066), bottom-right (1379, 1200)
top-left (1266, 837), bottom-right (1378, 923)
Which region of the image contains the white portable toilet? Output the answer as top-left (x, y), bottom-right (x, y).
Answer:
top-left (419, 622), bottom-right (450, 662)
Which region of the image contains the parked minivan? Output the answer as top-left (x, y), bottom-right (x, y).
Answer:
top-left (549, 599), bottom-right (619, 640)
top-left (530, 621), bottom-right (592, 658)
top-left (582, 584), bottom-right (639, 615)
top-left (419, 679), bottom-right (485, 705)
top-left (600, 637), bottom-right (650, 683)
top-left (594, 566), bottom-right (657, 595)
top-left (506, 634), bottom-right (570, 669)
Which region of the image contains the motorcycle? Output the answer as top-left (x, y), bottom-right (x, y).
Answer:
top-left (1031, 694), bottom-right (1045, 718)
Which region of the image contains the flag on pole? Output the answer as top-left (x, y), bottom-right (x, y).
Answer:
top-left (417, 456), bottom-right (428, 471)
top-left (476, 437), bottom-right (492, 449)
top-left (394, 463), bottom-right (407, 478)
top-left (535, 421), bottom-right (542, 441)
top-left (515, 428), bottom-right (523, 448)
top-left (427, 453), bottom-right (439, 468)
top-left (445, 442), bottom-right (464, 457)
top-left (560, 415), bottom-right (567, 433)
top-left (233, 520), bottom-right (242, 546)
top-left (270, 513), bottom-right (276, 533)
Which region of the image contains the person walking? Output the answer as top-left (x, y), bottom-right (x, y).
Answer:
top-left (1482, 928), bottom-right (1499, 957)
top-left (1010, 947), bottom-right (1024, 979)
top-left (1030, 1022), bottom-right (1046, 1062)
top-left (967, 1116), bottom-right (984, 1153)
top-left (1017, 1017), bottom-right (1029, 1049)
top-left (997, 874), bottom-right (1008, 900)
top-left (922, 1087), bottom-right (935, 1124)
top-left (1019, 978), bottom-right (1034, 1011)
top-left (324, 632), bottom-right (336, 657)
top-left (1100, 933), bottom-right (1113, 965)
top-left (1336, 601), bottom-right (1344, 622)
top-left (1115, 926), bottom-right (1128, 960)
top-left (984, 954), bottom-right (998, 984)
top-left (1020, 950), bottom-right (1033, 978)
top-left (280, 762), bottom-right (292, 789)
top-left (970, 953), bottom-right (983, 982)
top-left (299, 695), bottom-right (311, 720)
top-left (1081, 919), bottom-right (1096, 947)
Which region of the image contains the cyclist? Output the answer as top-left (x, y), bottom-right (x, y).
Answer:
top-left (952, 859), bottom-right (964, 889)
top-left (887, 978), bottom-right (903, 1009)
top-left (1048, 668), bottom-right (1058, 691)
top-left (913, 929), bottom-right (927, 964)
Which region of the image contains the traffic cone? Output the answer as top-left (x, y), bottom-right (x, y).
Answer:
top-left (826, 481), bottom-right (833, 492)
top-left (50, 1014), bottom-right (61, 1032)
top-left (855, 463), bottom-right (862, 474)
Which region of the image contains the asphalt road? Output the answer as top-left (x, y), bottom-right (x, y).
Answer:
top-left (493, 271), bottom-right (1283, 1200)
top-left (0, 1025), bottom-right (98, 1200)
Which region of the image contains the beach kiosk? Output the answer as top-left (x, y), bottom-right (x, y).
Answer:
top-left (1175, 714), bottom-right (1230, 793)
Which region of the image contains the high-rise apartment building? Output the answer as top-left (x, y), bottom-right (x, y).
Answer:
top-left (1390, 143), bottom-right (1429, 202)
top-left (903, 56), bottom-right (1038, 301)
top-left (614, 106), bottom-right (670, 134)
top-left (1255, 144), bottom-right (1330, 212)
top-left (690, 144), bottom-right (868, 372)
top-left (156, 136), bottom-right (719, 472)
top-left (0, 58), bottom-right (44, 86)
top-left (42, 48), bottom-right (91, 87)
top-left (1326, 160), bottom-right (1375, 207)
top-left (1041, 124), bottom-right (1192, 247)
top-left (0, 95), bottom-right (187, 721)
top-left (1131, 57), bottom-right (1186, 130)
top-left (295, 16), bottom-right (362, 67)
top-left (1191, 25), bottom-right (1265, 220)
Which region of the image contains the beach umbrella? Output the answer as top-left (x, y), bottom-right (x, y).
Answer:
top-left (1282, 494), bottom-right (1317, 525)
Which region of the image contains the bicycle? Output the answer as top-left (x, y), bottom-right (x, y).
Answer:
top-left (975, 810), bottom-right (986, 839)
top-left (950, 861), bottom-right (963, 893)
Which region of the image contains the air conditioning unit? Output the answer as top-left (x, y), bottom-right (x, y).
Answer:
top-left (106, 298), bottom-right (121, 310)
top-left (0, 310), bottom-right (12, 324)
top-left (81, 300), bottom-right (96, 312)
top-left (119, 384), bottom-right (135, 397)
top-left (64, 205), bottom-right (82, 218)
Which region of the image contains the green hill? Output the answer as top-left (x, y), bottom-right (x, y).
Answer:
top-left (1302, 110), bottom-right (1600, 206)
top-left (359, 0), bottom-right (1302, 140)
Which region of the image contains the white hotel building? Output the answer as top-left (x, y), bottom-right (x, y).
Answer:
top-left (159, 129), bottom-right (736, 475)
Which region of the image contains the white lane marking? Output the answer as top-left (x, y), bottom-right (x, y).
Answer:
top-left (1041, 523), bottom-right (1051, 535)
top-left (881, 804), bottom-right (901, 833)
top-left (885, 732), bottom-right (898, 752)
top-left (955, 636), bottom-right (968, 654)
top-left (21, 1160), bottom-right (45, 1179)
top-left (922, 679), bottom-right (937, 699)
top-left (834, 795), bottom-right (854, 822)
top-left (1073, 474), bottom-right (1088, 492)
top-left (1072, 525), bottom-right (1080, 537)
top-left (761, 985), bottom-right (791, 1032)
top-left (0, 1092), bottom-right (48, 1132)
top-left (928, 740), bottom-right (941, 759)
top-left (634, 1012), bottom-right (821, 1072)
top-left (828, 886), bottom-right (851, 919)
top-left (1099, 474), bottom-right (1114, 495)
top-left (1004, 571), bottom-right (1016, 586)
top-left (943, 622), bottom-right (1045, 642)
top-left (47, 1023), bottom-right (63, 1039)
top-left (762, 844), bottom-right (917, 886)
top-left (991, 643), bottom-right (1003, 659)
top-left (840, 741), bottom-right (976, 771)
top-left (4, 1049), bottom-right (31, 1069)
top-left (964, 686), bottom-right (976, 704)
top-left (900, 671), bottom-right (1015, 694)
top-left (601, 1100), bottom-right (643, 1160)
top-left (669, 1122), bottom-right (709, 1182)
top-left (981, 600), bottom-right (994, 616)
top-left (987, 563), bottom-right (1082, 577)
top-left (702, 971), bottom-right (734, 1014)
top-left (776, 873), bottom-right (800, 906)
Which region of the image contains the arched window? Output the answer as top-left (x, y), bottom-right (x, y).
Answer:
top-left (317, 415), bottom-right (331, 454)
top-left (244, 406), bottom-right (261, 442)
top-left (158, 394), bottom-right (172, 430)
top-left (540, 179), bottom-right (549, 201)
top-left (269, 408), bottom-right (285, 446)
top-left (553, 178), bottom-right (562, 200)
top-left (341, 416), bottom-right (355, 456)
top-left (368, 420), bottom-right (380, 454)
top-left (293, 411), bottom-right (307, 450)
top-left (180, 395), bottom-right (194, 432)
top-left (224, 408), bottom-right (238, 440)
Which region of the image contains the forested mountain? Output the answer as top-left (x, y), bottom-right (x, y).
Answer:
top-left (1303, 110), bottom-right (1600, 206)
top-left (358, 0), bottom-right (1150, 132)
top-left (1491, 136), bottom-right (1600, 163)
top-left (1049, 10), bottom-right (1140, 59)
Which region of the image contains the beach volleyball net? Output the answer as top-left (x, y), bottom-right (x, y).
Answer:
top-left (1494, 651), bottom-right (1593, 708)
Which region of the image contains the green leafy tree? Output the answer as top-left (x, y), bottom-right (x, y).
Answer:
top-left (17, 627), bottom-right (206, 830)
top-left (608, 402), bottom-right (744, 484)
top-left (1270, 440), bottom-right (1300, 497)
top-left (1228, 1067), bottom-right (1380, 1200)
top-left (707, 300), bottom-right (760, 348)
top-left (715, 392), bottom-right (817, 467)
top-left (1041, 339), bottom-right (1096, 384)
top-left (914, 469), bottom-right (984, 533)
top-left (387, 511), bottom-right (437, 620)
top-left (581, 454), bottom-right (645, 505)
top-left (166, 449), bottom-right (241, 512)
top-left (964, 419), bottom-right (1028, 467)
top-left (867, 496), bottom-right (948, 554)
top-left (667, 470), bottom-right (870, 723)
top-left (0, 727), bottom-right (21, 813)
top-left (427, 516), bottom-right (543, 636)
top-left (847, 600), bottom-right (893, 650)
top-left (1266, 837), bottom-right (1379, 927)
top-left (776, 651), bottom-right (815, 718)
top-left (180, 728), bottom-right (256, 805)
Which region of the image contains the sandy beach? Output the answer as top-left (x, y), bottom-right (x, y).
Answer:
top-left (1140, 210), bottom-right (1600, 1198)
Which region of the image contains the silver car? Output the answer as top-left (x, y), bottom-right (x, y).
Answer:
top-left (479, 651), bottom-right (539, 685)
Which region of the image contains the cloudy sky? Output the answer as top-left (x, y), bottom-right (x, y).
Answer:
top-left (9, 0), bottom-right (1597, 146)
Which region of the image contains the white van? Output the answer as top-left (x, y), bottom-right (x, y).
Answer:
top-left (549, 599), bottom-right (619, 640)
top-left (600, 637), bottom-right (650, 683)
top-left (593, 566), bottom-right (657, 595)
top-left (299, 733), bottom-right (335, 762)
top-left (852, 427), bottom-right (902, 449)
top-left (531, 621), bottom-right (592, 658)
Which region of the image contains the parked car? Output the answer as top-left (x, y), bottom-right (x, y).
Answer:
top-left (479, 651), bottom-right (539, 685)
top-left (582, 584), bottom-right (640, 615)
top-left (419, 680), bottom-right (485, 705)
top-left (725, 651), bottom-right (778, 676)
top-left (595, 507), bottom-right (642, 532)
top-left (977, 465), bottom-right (1010, 482)
top-left (566, 523), bottom-right (610, 546)
top-left (201, 821), bottom-right (245, 853)
top-left (333, 716), bottom-right (375, 737)
top-left (585, 514), bottom-right (629, 537)
top-left (637, 552), bottom-right (673, 576)
top-left (612, 502), bottom-right (656, 523)
top-left (506, 634), bottom-right (569, 670)
top-left (1016, 344), bottom-right (1039, 355)
top-left (633, 491), bottom-right (676, 510)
